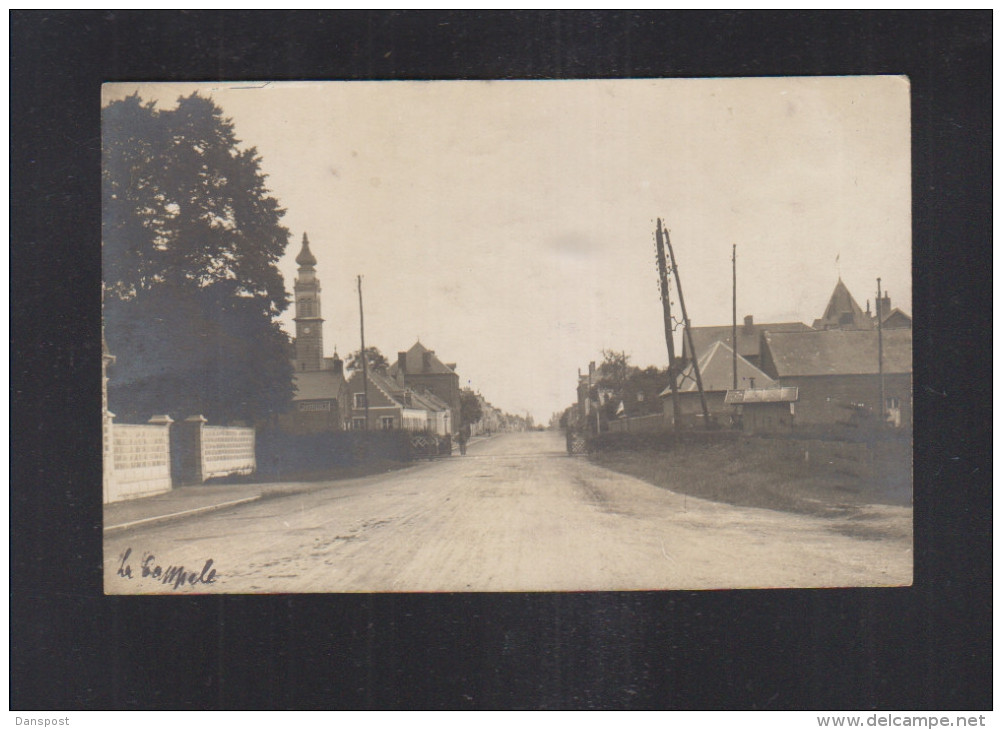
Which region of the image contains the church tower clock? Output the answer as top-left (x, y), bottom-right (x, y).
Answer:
top-left (293, 232), bottom-right (325, 371)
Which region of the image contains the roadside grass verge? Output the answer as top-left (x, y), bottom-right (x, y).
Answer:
top-left (589, 439), bottom-right (911, 516)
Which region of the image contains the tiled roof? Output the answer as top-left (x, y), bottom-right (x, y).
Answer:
top-left (367, 370), bottom-right (408, 405)
top-left (881, 308), bottom-right (912, 328)
top-left (292, 369), bottom-right (347, 401)
top-left (763, 328), bottom-right (912, 377)
top-left (417, 390), bottom-right (451, 411)
top-left (388, 341), bottom-right (457, 377)
top-left (685, 321), bottom-right (812, 360)
top-left (662, 340), bottom-right (775, 396)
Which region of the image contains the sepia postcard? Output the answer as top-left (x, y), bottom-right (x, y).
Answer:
top-left (101, 77), bottom-right (913, 594)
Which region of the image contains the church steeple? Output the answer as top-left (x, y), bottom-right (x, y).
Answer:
top-left (293, 232), bottom-right (325, 371)
top-left (813, 277), bottom-right (872, 331)
top-left (296, 232), bottom-right (317, 268)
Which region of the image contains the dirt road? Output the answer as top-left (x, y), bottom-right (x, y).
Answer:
top-left (104, 431), bottom-right (912, 593)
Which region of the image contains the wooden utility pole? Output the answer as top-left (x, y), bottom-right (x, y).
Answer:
top-left (655, 219), bottom-right (682, 429)
top-left (732, 244), bottom-right (738, 390)
top-left (664, 224), bottom-right (710, 424)
top-left (357, 275), bottom-right (370, 431)
top-left (877, 277), bottom-right (885, 426)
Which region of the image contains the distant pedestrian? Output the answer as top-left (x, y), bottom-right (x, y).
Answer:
top-left (457, 424), bottom-right (471, 455)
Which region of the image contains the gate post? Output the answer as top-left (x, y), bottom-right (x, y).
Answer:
top-left (173, 415), bottom-right (208, 485)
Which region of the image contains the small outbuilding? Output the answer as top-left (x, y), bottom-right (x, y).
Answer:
top-left (724, 387), bottom-right (799, 434)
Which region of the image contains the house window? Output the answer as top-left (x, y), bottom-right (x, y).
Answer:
top-left (354, 393), bottom-right (367, 408)
top-left (886, 396), bottom-right (900, 409)
top-left (352, 417), bottom-right (365, 430)
top-left (381, 417), bottom-right (395, 430)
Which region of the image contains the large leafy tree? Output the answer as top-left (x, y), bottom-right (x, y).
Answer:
top-left (459, 388), bottom-right (483, 427)
top-left (102, 93), bottom-right (294, 425)
top-left (345, 346), bottom-right (389, 374)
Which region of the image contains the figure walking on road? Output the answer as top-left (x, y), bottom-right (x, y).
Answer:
top-left (457, 423), bottom-right (471, 455)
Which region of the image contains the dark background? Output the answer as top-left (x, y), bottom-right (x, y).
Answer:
top-left (11, 11), bottom-right (991, 710)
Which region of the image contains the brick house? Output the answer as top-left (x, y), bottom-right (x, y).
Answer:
top-left (759, 328), bottom-right (912, 429)
top-left (344, 368), bottom-right (449, 433)
top-left (387, 341), bottom-right (461, 434)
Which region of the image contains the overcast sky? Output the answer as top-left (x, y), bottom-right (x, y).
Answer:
top-left (103, 77), bottom-right (911, 422)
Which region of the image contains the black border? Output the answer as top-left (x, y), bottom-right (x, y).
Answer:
top-left (10, 11), bottom-right (992, 710)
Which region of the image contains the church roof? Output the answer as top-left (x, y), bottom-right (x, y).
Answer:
top-left (292, 369), bottom-right (346, 401)
top-left (388, 341), bottom-right (457, 376)
top-left (664, 340), bottom-right (775, 396)
top-left (295, 232), bottom-right (317, 268)
top-left (762, 328), bottom-right (912, 378)
top-left (813, 278), bottom-right (871, 330)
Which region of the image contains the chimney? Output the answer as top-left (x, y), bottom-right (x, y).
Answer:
top-left (398, 352), bottom-right (407, 373)
top-left (743, 315), bottom-right (754, 334)
top-left (589, 361), bottom-right (596, 379)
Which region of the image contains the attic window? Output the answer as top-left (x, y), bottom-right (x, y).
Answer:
top-left (839, 312), bottom-right (854, 325)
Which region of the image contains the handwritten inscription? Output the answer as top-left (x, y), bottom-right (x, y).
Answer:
top-left (116, 548), bottom-right (218, 591)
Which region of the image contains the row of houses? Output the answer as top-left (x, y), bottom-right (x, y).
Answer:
top-left (280, 234), bottom-right (462, 436)
top-left (584, 277), bottom-right (912, 435)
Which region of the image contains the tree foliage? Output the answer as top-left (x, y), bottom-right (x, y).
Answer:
top-left (345, 346), bottom-right (389, 373)
top-left (593, 350), bottom-right (668, 420)
top-left (102, 93), bottom-right (294, 424)
top-left (459, 388), bottom-right (483, 427)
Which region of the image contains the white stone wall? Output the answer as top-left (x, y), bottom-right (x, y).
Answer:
top-left (105, 423), bottom-right (172, 503)
top-left (201, 426), bottom-right (256, 479)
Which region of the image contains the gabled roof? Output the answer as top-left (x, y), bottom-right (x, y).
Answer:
top-left (388, 341), bottom-right (457, 377)
top-left (344, 369), bottom-right (404, 407)
top-left (881, 308), bottom-right (912, 328)
top-left (762, 328), bottom-right (912, 377)
top-left (725, 387), bottom-right (799, 404)
top-left (662, 340), bottom-right (775, 396)
top-left (417, 390), bottom-right (451, 411)
top-left (408, 390), bottom-right (449, 413)
top-left (813, 278), bottom-right (872, 330)
top-left (292, 369), bottom-right (347, 401)
top-left (685, 321), bottom-right (812, 360)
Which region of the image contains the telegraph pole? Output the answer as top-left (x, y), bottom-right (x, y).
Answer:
top-left (876, 277), bottom-right (885, 426)
top-left (664, 224), bottom-right (710, 424)
top-left (732, 244), bottom-right (738, 390)
top-left (655, 219), bottom-right (682, 429)
top-left (357, 275), bottom-right (370, 431)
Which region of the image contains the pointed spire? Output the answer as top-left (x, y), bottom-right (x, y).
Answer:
top-left (295, 232), bottom-right (317, 268)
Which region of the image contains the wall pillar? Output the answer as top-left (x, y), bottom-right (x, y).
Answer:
top-left (173, 415), bottom-right (207, 485)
